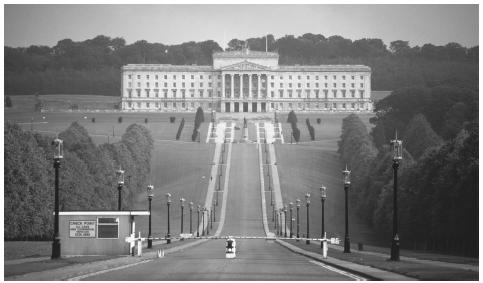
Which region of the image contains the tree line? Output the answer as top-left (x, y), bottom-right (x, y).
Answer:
top-left (4, 122), bottom-right (153, 240)
top-left (337, 85), bottom-right (477, 256)
top-left (5, 33), bottom-right (478, 96)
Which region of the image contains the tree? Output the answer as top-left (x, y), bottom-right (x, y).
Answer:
top-left (5, 95), bottom-right (12, 107)
top-left (403, 114), bottom-right (443, 159)
top-left (287, 110), bottom-right (298, 124)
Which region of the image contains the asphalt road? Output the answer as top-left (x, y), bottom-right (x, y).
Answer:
top-left (83, 143), bottom-right (358, 280)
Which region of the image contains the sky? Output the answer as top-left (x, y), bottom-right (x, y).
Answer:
top-left (4, 4), bottom-right (479, 49)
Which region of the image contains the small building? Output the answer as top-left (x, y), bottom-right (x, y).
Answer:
top-left (57, 211), bottom-right (149, 256)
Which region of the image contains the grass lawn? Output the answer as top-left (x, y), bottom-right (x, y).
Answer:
top-left (4, 241), bottom-right (52, 260)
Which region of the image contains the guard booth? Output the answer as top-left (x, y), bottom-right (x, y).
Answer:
top-left (57, 211), bottom-right (149, 256)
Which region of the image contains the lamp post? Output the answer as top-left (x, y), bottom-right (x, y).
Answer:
top-left (274, 208), bottom-right (278, 234)
top-left (205, 208), bottom-right (210, 235)
top-left (296, 198), bottom-right (300, 241)
top-left (202, 207), bottom-right (206, 236)
top-left (278, 209), bottom-right (282, 236)
top-left (343, 165), bottom-right (351, 253)
top-left (289, 202), bottom-right (294, 238)
top-left (390, 132), bottom-right (403, 261)
top-left (189, 202), bottom-right (193, 234)
top-left (197, 205), bottom-right (200, 237)
top-left (283, 205), bottom-right (288, 237)
top-left (211, 204), bottom-right (214, 229)
top-left (180, 198), bottom-right (185, 235)
top-left (51, 138), bottom-right (63, 259)
top-left (147, 185), bottom-right (154, 249)
top-left (320, 186), bottom-right (327, 248)
top-left (116, 167), bottom-right (125, 211)
top-left (166, 193), bottom-right (171, 244)
top-left (305, 193), bottom-right (311, 244)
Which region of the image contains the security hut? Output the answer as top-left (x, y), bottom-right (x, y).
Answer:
top-left (58, 210), bottom-right (149, 256)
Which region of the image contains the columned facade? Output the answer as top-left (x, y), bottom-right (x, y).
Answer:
top-left (121, 49), bottom-right (373, 113)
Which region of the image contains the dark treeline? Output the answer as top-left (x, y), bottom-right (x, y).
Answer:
top-left (4, 122), bottom-right (153, 240)
top-left (5, 34), bottom-right (478, 95)
top-left (338, 85), bottom-right (478, 256)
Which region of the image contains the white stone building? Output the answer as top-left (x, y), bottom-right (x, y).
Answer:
top-left (121, 49), bottom-right (372, 113)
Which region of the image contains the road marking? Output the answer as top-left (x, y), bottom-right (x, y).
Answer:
top-left (309, 260), bottom-right (367, 281)
top-left (67, 259), bottom-right (153, 281)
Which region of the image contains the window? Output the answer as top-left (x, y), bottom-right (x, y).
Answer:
top-left (164, 82), bottom-right (168, 87)
top-left (137, 102), bottom-right (141, 108)
top-left (128, 74), bottom-right (132, 79)
top-left (200, 75), bottom-right (204, 79)
top-left (324, 75), bottom-right (328, 80)
top-left (333, 75), bottom-right (336, 80)
top-left (351, 83), bottom-right (355, 88)
top-left (271, 82), bottom-right (275, 87)
top-left (147, 82), bottom-right (150, 88)
top-left (217, 82), bottom-right (221, 87)
top-left (128, 102), bottom-right (132, 108)
top-left (305, 89), bottom-right (310, 97)
top-left (342, 90), bottom-right (346, 98)
top-left (181, 89), bottom-right (186, 98)
top-left (342, 75), bottom-right (345, 80)
top-left (136, 89), bottom-right (141, 97)
top-left (218, 75), bottom-right (221, 79)
top-left (146, 102), bottom-right (150, 108)
top-left (360, 76), bottom-right (364, 80)
top-left (324, 89), bottom-right (328, 99)
top-left (182, 75), bottom-right (185, 79)
top-left (279, 90), bottom-right (284, 98)
top-left (297, 76), bottom-right (301, 80)
top-left (271, 102), bottom-right (274, 108)
top-left (316, 83), bottom-right (319, 88)
top-left (173, 82), bottom-right (177, 87)
top-left (208, 90), bottom-right (212, 97)
top-left (182, 82), bottom-right (186, 88)
top-left (333, 103), bottom-right (337, 109)
top-left (271, 75), bottom-right (274, 79)
top-left (155, 82), bottom-right (159, 88)
top-left (191, 75), bottom-right (194, 79)
top-left (315, 90), bottom-right (319, 98)
top-left (289, 75), bottom-right (292, 80)
top-left (298, 83), bottom-right (301, 88)
top-left (208, 82), bottom-right (212, 87)
top-left (209, 75), bottom-right (212, 79)
top-left (307, 75), bottom-right (310, 80)
top-left (164, 75), bottom-right (167, 79)
top-left (342, 83), bottom-right (346, 88)
top-left (351, 103), bottom-right (355, 109)
top-left (155, 102), bottom-right (159, 108)
top-left (279, 83), bottom-right (283, 88)
top-left (271, 91), bottom-right (274, 98)
top-left (164, 102), bottom-right (168, 107)
top-left (163, 90), bottom-right (168, 98)
top-left (288, 83), bottom-right (292, 88)
top-left (351, 90), bottom-right (355, 97)
top-left (306, 83), bottom-right (310, 88)
top-left (137, 82), bottom-right (141, 88)
top-left (155, 89), bottom-right (159, 97)
top-left (333, 83), bottom-right (337, 88)
top-left (191, 83), bottom-right (194, 87)
top-left (324, 83), bottom-right (328, 88)
top-left (200, 82), bottom-right (203, 87)
top-left (172, 90), bottom-right (177, 98)
top-left (137, 75), bottom-right (141, 79)
top-left (199, 90), bottom-right (204, 97)
top-left (360, 83), bottom-right (364, 88)
top-left (332, 90), bottom-right (337, 97)
top-left (359, 90), bottom-right (364, 98)
top-left (288, 90), bottom-right (293, 98)
top-left (316, 76), bottom-right (319, 80)
top-left (343, 103), bottom-right (346, 109)
top-left (127, 89), bottom-right (132, 97)
top-left (146, 75), bottom-right (150, 79)
top-left (351, 76), bottom-right (354, 80)
top-left (145, 89), bottom-right (150, 97)
top-left (155, 75), bottom-right (158, 80)
top-left (280, 76), bottom-right (283, 80)
top-left (128, 82), bottom-right (132, 88)
top-left (173, 75), bottom-right (176, 80)
top-left (297, 90), bottom-right (302, 98)
top-left (190, 89), bottom-right (195, 97)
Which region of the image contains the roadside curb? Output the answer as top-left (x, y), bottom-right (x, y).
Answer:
top-left (275, 239), bottom-right (417, 281)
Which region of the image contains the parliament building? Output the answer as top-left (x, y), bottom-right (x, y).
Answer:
top-left (121, 49), bottom-right (372, 113)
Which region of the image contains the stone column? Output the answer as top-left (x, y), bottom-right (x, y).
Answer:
top-left (248, 101), bottom-right (252, 112)
top-left (240, 73), bottom-right (244, 98)
top-left (231, 74), bottom-right (234, 100)
top-left (257, 74), bottom-right (261, 98)
top-left (221, 101), bottom-right (226, 112)
top-left (248, 74), bottom-right (252, 99)
top-left (221, 73), bottom-right (225, 98)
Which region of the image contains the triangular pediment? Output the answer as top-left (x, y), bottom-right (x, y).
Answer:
top-left (221, 60), bottom-right (270, 71)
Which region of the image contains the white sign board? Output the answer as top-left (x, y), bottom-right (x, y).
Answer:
top-left (69, 220), bottom-right (96, 237)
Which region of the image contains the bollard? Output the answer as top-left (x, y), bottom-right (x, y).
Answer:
top-left (322, 233), bottom-right (328, 258)
top-left (137, 238), bottom-right (142, 256)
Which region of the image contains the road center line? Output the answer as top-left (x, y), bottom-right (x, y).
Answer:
top-left (309, 260), bottom-right (367, 281)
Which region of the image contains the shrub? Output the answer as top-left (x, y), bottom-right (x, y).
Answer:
top-left (292, 127), bottom-right (300, 142)
top-left (176, 118), bottom-right (185, 140)
top-left (5, 95), bottom-right (12, 107)
top-left (191, 128), bottom-right (199, 142)
top-left (317, 118), bottom-right (321, 124)
top-left (308, 125), bottom-right (315, 140)
top-left (145, 118), bottom-right (148, 124)
top-left (118, 116), bottom-right (123, 123)
top-left (92, 117), bottom-right (96, 123)
top-left (195, 107), bottom-right (205, 128)
top-left (287, 110), bottom-right (298, 124)
top-left (170, 116), bottom-right (176, 123)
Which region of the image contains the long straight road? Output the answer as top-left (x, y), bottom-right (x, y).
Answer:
top-left (83, 140), bottom-right (360, 280)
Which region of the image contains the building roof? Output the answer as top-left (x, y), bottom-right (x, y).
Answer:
top-left (123, 64), bottom-right (213, 72)
top-left (123, 63), bottom-right (371, 73)
top-left (213, 49), bottom-right (279, 59)
top-left (57, 211), bottom-right (150, 216)
top-left (278, 65), bottom-right (371, 72)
